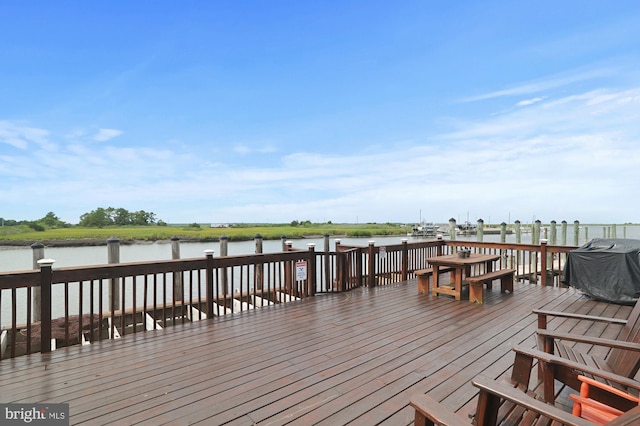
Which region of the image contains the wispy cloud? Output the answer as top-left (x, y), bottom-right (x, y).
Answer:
top-left (233, 143), bottom-right (278, 155)
top-left (1, 82), bottom-right (639, 224)
top-left (516, 97), bottom-right (545, 107)
top-left (0, 121), bottom-right (50, 150)
top-left (460, 67), bottom-right (613, 103)
top-left (93, 128), bottom-right (123, 142)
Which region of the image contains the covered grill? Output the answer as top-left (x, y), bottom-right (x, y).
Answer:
top-left (562, 238), bottom-right (640, 305)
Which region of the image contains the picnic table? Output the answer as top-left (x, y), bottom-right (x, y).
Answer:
top-left (426, 253), bottom-right (500, 301)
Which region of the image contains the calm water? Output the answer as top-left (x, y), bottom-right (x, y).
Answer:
top-left (1, 225), bottom-right (639, 272)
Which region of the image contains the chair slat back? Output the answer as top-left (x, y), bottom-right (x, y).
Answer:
top-left (607, 300), bottom-right (640, 378)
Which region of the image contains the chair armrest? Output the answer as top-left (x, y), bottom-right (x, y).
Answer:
top-left (577, 375), bottom-right (640, 404)
top-left (512, 346), bottom-right (640, 392)
top-left (537, 330), bottom-right (640, 352)
top-left (471, 376), bottom-right (592, 426)
top-left (607, 405), bottom-right (640, 425)
top-left (534, 309), bottom-right (627, 325)
top-left (409, 394), bottom-right (469, 426)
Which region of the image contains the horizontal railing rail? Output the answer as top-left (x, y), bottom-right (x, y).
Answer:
top-left (443, 240), bottom-right (575, 286)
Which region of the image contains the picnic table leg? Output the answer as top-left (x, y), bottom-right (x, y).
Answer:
top-left (432, 265), bottom-right (440, 295)
top-left (454, 268), bottom-right (463, 300)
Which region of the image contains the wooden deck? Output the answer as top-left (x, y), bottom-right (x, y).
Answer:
top-left (0, 279), bottom-right (632, 425)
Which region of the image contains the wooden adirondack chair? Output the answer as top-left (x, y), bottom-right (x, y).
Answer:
top-left (410, 376), bottom-right (640, 426)
top-left (511, 301), bottom-right (640, 412)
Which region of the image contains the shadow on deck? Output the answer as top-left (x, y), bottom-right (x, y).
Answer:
top-left (0, 279), bottom-right (631, 425)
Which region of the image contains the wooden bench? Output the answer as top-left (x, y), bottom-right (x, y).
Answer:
top-left (466, 268), bottom-right (515, 304)
top-left (416, 267), bottom-right (454, 294)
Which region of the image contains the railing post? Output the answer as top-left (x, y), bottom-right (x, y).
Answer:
top-left (573, 220), bottom-right (580, 246)
top-left (549, 221), bottom-right (557, 272)
top-left (31, 242), bottom-right (45, 322)
top-left (448, 218), bottom-right (457, 241)
top-left (107, 237), bottom-right (120, 311)
top-left (220, 235), bottom-right (229, 296)
top-left (204, 249), bottom-right (215, 317)
top-left (436, 234), bottom-right (444, 256)
top-left (285, 240), bottom-right (293, 294)
top-left (477, 219), bottom-right (484, 242)
top-left (540, 240), bottom-right (548, 286)
top-left (561, 220), bottom-right (568, 245)
top-left (171, 236), bottom-right (183, 303)
top-left (254, 234), bottom-right (264, 290)
top-left (368, 240), bottom-right (376, 288)
top-left (307, 243), bottom-right (316, 297)
top-left (37, 258), bottom-right (55, 354)
top-left (401, 238), bottom-right (408, 281)
top-left (356, 247), bottom-right (363, 288)
top-left (335, 239), bottom-right (344, 291)
top-left (324, 234), bottom-right (331, 291)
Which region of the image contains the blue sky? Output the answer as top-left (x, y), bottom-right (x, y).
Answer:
top-left (1, 1), bottom-right (639, 225)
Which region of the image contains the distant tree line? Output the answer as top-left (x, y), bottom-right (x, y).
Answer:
top-left (1, 208), bottom-right (165, 231)
top-left (79, 207), bottom-right (159, 227)
top-left (0, 211), bottom-right (70, 232)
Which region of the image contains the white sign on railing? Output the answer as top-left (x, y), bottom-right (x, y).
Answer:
top-left (296, 260), bottom-right (307, 280)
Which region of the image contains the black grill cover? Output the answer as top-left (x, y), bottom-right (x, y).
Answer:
top-left (562, 238), bottom-right (640, 305)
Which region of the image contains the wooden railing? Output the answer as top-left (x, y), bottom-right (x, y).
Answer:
top-left (0, 239), bottom-right (575, 360)
top-left (0, 248), bottom-right (317, 359)
top-left (333, 238), bottom-right (575, 289)
top-left (443, 240), bottom-right (575, 286)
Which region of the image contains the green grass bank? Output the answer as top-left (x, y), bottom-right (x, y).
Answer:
top-left (0, 223), bottom-right (410, 246)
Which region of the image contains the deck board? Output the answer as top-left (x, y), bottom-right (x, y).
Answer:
top-left (0, 280), bottom-right (632, 425)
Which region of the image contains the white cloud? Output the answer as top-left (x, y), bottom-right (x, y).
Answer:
top-left (2, 79), bottom-right (640, 225)
top-left (461, 67), bottom-right (613, 103)
top-left (233, 143), bottom-right (277, 154)
top-left (0, 121), bottom-right (50, 150)
top-left (516, 97), bottom-right (544, 107)
top-left (93, 128), bottom-right (123, 142)
top-left (233, 144), bottom-right (251, 154)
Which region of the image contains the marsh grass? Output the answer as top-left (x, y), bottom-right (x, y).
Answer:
top-left (0, 223), bottom-right (409, 243)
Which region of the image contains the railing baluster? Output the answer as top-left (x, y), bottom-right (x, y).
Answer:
top-left (37, 259), bottom-right (53, 354)
top-left (64, 281), bottom-right (69, 345)
top-left (26, 286), bottom-right (32, 354)
top-left (89, 280), bottom-right (95, 342)
top-left (11, 287), bottom-right (17, 357)
top-left (78, 281), bottom-right (84, 343)
top-left (98, 279), bottom-right (104, 342)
